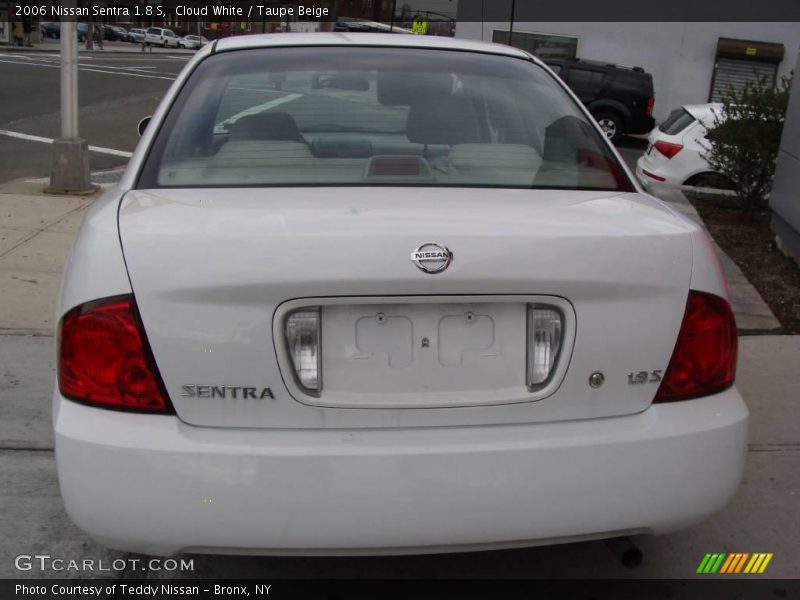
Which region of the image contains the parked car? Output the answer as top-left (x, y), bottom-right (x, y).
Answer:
top-left (545, 58), bottom-right (656, 143)
top-left (100, 24), bottom-right (126, 42)
top-left (178, 34), bottom-right (209, 49)
top-left (40, 21), bottom-right (59, 38)
top-left (128, 28), bottom-right (146, 44)
top-left (144, 26), bottom-right (179, 48)
top-left (635, 103), bottom-right (735, 190)
top-left (103, 25), bottom-right (130, 42)
top-left (40, 21), bottom-right (87, 42)
top-left (55, 34), bottom-right (745, 557)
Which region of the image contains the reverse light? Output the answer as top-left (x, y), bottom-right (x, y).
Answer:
top-left (527, 305), bottom-right (563, 390)
top-left (654, 290), bottom-right (737, 402)
top-left (285, 308), bottom-right (321, 395)
top-left (654, 140), bottom-right (683, 159)
top-left (58, 295), bottom-right (174, 413)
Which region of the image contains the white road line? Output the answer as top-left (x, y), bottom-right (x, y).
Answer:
top-left (0, 129), bottom-right (133, 158)
top-left (0, 57), bottom-right (176, 80)
top-left (214, 93), bottom-right (303, 132)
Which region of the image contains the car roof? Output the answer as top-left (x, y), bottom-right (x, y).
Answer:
top-left (214, 32), bottom-right (534, 61)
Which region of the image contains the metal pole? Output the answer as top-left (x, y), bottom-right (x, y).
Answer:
top-left (47, 4), bottom-right (95, 195)
top-left (60, 21), bottom-right (78, 139)
top-left (508, 0), bottom-right (516, 46)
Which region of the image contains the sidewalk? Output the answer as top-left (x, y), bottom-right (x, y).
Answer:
top-left (0, 177), bottom-right (102, 335)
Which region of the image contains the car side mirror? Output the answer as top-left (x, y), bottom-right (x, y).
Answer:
top-left (137, 116), bottom-right (151, 137)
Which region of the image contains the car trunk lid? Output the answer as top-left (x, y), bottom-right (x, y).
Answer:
top-left (118, 187), bottom-right (694, 429)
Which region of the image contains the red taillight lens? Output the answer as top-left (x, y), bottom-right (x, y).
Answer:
top-left (646, 97), bottom-right (654, 116)
top-left (654, 140), bottom-right (683, 159)
top-left (58, 295), bottom-right (174, 414)
top-left (654, 291), bottom-right (737, 403)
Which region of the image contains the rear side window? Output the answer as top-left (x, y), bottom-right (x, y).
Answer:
top-left (566, 68), bottom-right (605, 91)
top-left (659, 109), bottom-right (696, 135)
top-left (613, 71), bottom-right (652, 95)
top-left (147, 28), bottom-right (159, 35)
top-left (138, 47), bottom-right (632, 192)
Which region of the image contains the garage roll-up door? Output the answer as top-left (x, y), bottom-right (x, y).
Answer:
top-left (711, 58), bottom-right (777, 102)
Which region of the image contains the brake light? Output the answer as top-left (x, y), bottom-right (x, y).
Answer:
top-left (58, 295), bottom-right (174, 413)
top-left (654, 140), bottom-right (683, 159)
top-left (654, 291), bottom-right (737, 402)
top-left (646, 97), bottom-right (654, 116)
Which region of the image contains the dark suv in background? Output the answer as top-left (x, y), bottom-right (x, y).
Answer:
top-left (545, 58), bottom-right (655, 143)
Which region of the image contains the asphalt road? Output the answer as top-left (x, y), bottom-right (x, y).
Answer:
top-left (0, 45), bottom-right (185, 184)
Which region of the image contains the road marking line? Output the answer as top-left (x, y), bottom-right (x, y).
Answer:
top-left (0, 57), bottom-right (176, 80)
top-left (0, 129), bottom-right (132, 158)
top-left (214, 93), bottom-right (303, 132)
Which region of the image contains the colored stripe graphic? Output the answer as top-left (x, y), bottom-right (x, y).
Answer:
top-left (734, 553), bottom-right (749, 573)
top-left (699, 552), bottom-right (773, 574)
top-left (697, 553), bottom-right (713, 573)
top-left (719, 554), bottom-right (736, 573)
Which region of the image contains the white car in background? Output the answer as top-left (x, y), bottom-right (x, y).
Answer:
top-left (54, 34), bottom-right (746, 557)
top-left (144, 27), bottom-right (179, 48)
top-left (128, 28), bottom-right (146, 44)
top-left (636, 103), bottom-right (732, 189)
top-left (178, 34), bottom-right (209, 49)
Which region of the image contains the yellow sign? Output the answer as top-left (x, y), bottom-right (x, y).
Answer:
top-left (411, 14), bottom-right (428, 35)
top-left (746, 47), bottom-right (758, 56)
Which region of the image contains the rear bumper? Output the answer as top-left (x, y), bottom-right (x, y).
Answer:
top-left (635, 156), bottom-right (682, 189)
top-left (54, 390), bottom-right (748, 556)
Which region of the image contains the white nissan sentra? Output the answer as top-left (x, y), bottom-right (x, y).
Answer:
top-left (55, 34), bottom-right (747, 557)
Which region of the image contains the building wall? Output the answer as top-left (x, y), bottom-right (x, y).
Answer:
top-left (457, 22), bottom-right (800, 122)
top-left (770, 51), bottom-right (800, 265)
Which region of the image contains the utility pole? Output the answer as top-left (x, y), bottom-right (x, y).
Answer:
top-left (508, 0), bottom-right (516, 47)
top-left (47, 10), bottom-right (95, 194)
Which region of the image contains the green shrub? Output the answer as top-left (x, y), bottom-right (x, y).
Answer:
top-left (704, 73), bottom-right (792, 212)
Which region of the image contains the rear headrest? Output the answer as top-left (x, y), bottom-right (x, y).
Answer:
top-left (542, 116), bottom-right (593, 163)
top-left (228, 112), bottom-right (306, 144)
top-left (406, 93), bottom-right (481, 146)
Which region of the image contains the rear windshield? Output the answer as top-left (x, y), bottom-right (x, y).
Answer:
top-left (659, 108), bottom-right (696, 135)
top-left (137, 47), bottom-right (633, 191)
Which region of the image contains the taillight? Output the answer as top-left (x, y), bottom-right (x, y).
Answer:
top-left (654, 291), bottom-right (737, 403)
top-left (527, 304), bottom-right (563, 390)
top-left (285, 308), bottom-right (321, 396)
top-left (646, 97), bottom-right (654, 116)
top-left (58, 295), bottom-right (174, 413)
top-left (654, 140), bottom-right (683, 159)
